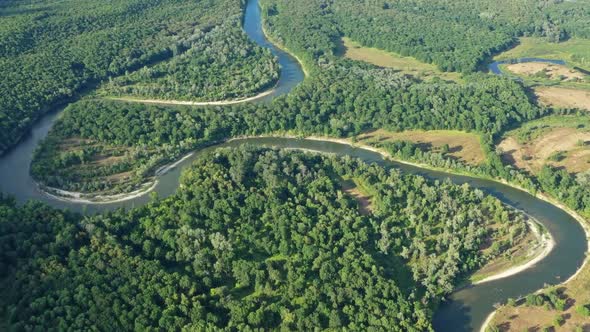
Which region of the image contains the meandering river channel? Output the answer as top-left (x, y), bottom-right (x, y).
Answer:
top-left (0, 1), bottom-right (586, 331)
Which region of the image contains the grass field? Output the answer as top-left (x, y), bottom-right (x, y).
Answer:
top-left (505, 62), bottom-right (586, 82)
top-left (498, 116), bottom-right (590, 175)
top-left (535, 86), bottom-right (590, 111)
top-left (338, 37), bottom-right (463, 83)
top-left (357, 129), bottom-right (485, 165)
top-left (494, 37), bottom-right (590, 71)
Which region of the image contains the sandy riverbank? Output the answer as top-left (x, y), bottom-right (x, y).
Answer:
top-left (105, 88), bottom-right (276, 107)
top-left (37, 151), bottom-right (198, 204)
top-left (474, 218), bottom-right (554, 285)
top-left (40, 180), bottom-right (157, 204)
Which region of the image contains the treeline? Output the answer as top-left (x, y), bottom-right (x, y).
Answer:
top-left (0, 0), bottom-right (248, 155)
top-left (375, 139), bottom-right (537, 193)
top-left (538, 166), bottom-right (590, 217)
top-left (262, 0), bottom-right (590, 73)
top-left (4, 147), bottom-right (528, 330)
top-left (100, 15), bottom-right (279, 101)
top-left (31, 66), bottom-right (541, 194)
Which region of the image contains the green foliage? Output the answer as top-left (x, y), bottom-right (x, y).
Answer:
top-left (525, 293), bottom-right (545, 307)
top-left (100, 15), bottom-right (279, 101)
top-left (0, 0), bottom-right (275, 155)
top-left (262, 0), bottom-right (590, 73)
top-left (548, 151), bottom-right (566, 162)
top-left (553, 314), bottom-right (564, 327)
top-left (576, 304), bottom-right (590, 317)
top-left (4, 147), bottom-right (527, 330)
top-left (538, 165), bottom-right (590, 218)
top-left (32, 67), bottom-right (542, 194)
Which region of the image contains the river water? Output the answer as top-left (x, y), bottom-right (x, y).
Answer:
top-left (0, 1), bottom-right (586, 331)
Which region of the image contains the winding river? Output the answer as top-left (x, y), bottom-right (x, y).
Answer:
top-left (0, 1), bottom-right (587, 331)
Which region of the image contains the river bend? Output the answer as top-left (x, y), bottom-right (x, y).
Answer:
top-left (0, 1), bottom-right (586, 331)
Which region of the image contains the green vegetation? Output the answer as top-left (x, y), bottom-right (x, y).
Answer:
top-left (3, 147), bottom-right (529, 330)
top-left (31, 70), bottom-right (540, 195)
top-left (100, 16), bottom-right (279, 102)
top-left (576, 304), bottom-right (590, 317)
top-left (494, 37), bottom-right (590, 71)
top-left (338, 37), bottom-right (463, 82)
top-left (508, 115), bottom-right (590, 145)
top-left (263, 0), bottom-right (590, 73)
top-left (3, 0), bottom-right (590, 329)
top-left (0, 0), bottom-right (277, 155)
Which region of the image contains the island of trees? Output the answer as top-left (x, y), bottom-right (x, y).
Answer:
top-left (3, 147), bottom-right (529, 330)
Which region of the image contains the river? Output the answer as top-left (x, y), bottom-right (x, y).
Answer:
top-left (0, 1), bottom-right (586, 331)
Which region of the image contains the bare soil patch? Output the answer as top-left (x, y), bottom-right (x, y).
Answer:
top-left (358, 129), bottom-right (485, 165)
top-left (506, 63), bottom-right (585, 81)
top-left (535, 87), bottom-right (590, 111)
top-left (91, 154), bottom-right (125, 166)
top-left (491, 261), bottom-right (590, 331)
top-left (499, 128), bottom-right (590, 174)
top-left (341, 179), bottom-right (372, 215)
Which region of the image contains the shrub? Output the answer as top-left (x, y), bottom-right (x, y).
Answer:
top-left (576, 304), bottom-right (590, 316)
top-left (525, 294), bottom-right (545, 307)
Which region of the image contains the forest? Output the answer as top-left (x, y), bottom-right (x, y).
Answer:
top-left (3, 147), bottom-right (528, 330)
top-left (262, 0), bottom-right (590, 73)
top-left (3, 0), bottom-right (590, 329)
top-left (100, 15), bottom-right (279, 102)
top-left (0, 0), bottom-right (277, 155)
top-left (31, 67), bottom-right (541, 195)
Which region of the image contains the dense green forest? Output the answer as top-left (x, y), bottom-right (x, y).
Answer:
top-left (3, 147), bottom-right (528, 330)
top-left (262, 0), bottom-right (590, 72)
top-left (31, 68), bottom-right (540, 194)
top-left (3, 0), bottom-right (590, 329)
top-left (100, 15), bottom-right (279, 101)
top-left (0, 0), bottom-right (278, 155)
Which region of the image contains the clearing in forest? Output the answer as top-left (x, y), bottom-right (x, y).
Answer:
top-left (506, 62), bottom-right (586, 82)
top-left (357, 129), bottom-right (485, 165)
top-left (340, 178), bottom-right (373, 215)
top-left (534, 86), bottom-right (590, 111)
top-left (338, 37), bottom-right (462, 82)
top-left (33, 138), bottom-right (149, 195)
top-left (498, 116), bottom-right (590, 174)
